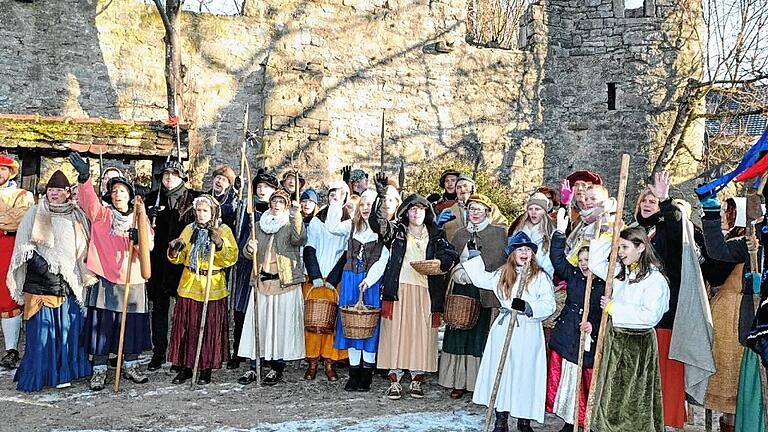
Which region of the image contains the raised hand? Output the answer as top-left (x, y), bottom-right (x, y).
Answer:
top-left (560, 179), bottom-right (573, 205)
top-left (68, 152), bottom-right (91, 183)
top-left (341, 165), bottom-right (352, 183)
top-left (650, 171), bottom-right (671, 201)
top-left (374, 172), bottom-right (388, 197)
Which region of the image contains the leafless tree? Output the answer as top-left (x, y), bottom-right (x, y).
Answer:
top-left (152, 0), bottom-right (185, 121)
top-left (467, 0), bottom-right (530, 49)
top-left (653, 0), bottom-right (768, 176)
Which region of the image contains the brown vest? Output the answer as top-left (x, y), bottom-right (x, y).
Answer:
top-left (451, 224), bottom-right (508, 271)
top-left (344, 236), bottom-right (384, 274)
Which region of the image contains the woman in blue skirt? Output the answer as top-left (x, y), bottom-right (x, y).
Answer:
top-left (7, 170), bottom-right (94, 391)
top-left (327, 189), bottom-right (390, 391)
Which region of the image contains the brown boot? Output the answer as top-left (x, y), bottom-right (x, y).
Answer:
top-left (304, 358), bottom-right (319, 380)
top-left (324, 358), bottom-right (338, 381)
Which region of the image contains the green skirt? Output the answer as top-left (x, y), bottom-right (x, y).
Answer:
top-left (592, 325), bottom-right (664, 432)
top-left (441, 283), bottom-right (492, 357)
top-left (735, 347), bottom-right (765, 432)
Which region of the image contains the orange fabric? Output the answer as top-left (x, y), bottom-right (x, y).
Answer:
top-left (302, 281), bottom-right (347, 361)
top-left (22, 294), bottom-right (66, 320)
top-left (655, 328), bottom-right (687, 428)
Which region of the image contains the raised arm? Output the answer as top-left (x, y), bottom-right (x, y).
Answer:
top-left (550, 230), bottom-right (576, 279)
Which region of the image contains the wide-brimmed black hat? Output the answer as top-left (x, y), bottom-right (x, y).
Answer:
top-left (104, 176), bottom-right (135, 206)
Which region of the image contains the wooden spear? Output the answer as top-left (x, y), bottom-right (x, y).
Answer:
top-left (191, 220), bottom-right (220, 389)
top-left (571, 238), bottom-right (600, 425)
top-left (483, 262), bottom-right (531, 432)
top-left (114, 202), bottom-right (139, 393)
top-left (243, 152), bottom-right (261, 383)
top-left (583, 153), bottom-right (631, 429)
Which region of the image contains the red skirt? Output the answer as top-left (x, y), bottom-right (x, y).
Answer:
top-left (656, 328), bottom-right (687, 428)
top-left (0, 232), bottom-right (21, 317)
top-left (546, 350), bottom-right (593, 426)
top-left (168, 297), bottom-right (230, 370)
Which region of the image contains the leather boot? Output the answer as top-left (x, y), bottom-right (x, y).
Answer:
top-left (493, 411), bottom-right (509, 432)
top-left (557, 423), bottom-right (573, 432)
top-left (196, 369), bottom-right (212, 385)
top-left (304, 358), bottom-right (319, 380)
top-left (517, 418), bottom-right (534, 432)
top-left (344, 366), bottom-right (360, 391)
top-left (324, 358), bottom-right (338, 381)
top-left (356, 367), bottom-right (373, 392)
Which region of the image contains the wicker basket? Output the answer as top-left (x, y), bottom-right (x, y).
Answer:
top-left (340, 287), bottom-right (380, 339)
top-left (410, 259), bottom-right (445, 276)
top-left (443, 275), bottom-right (480, 330)
top-left (304, 286), bottom-right (338, 334)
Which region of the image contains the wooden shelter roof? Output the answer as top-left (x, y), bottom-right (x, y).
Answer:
top-left (0, 114), bottom-right (188, 159)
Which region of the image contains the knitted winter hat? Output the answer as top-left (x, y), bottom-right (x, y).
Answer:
top-left (212, 165), bottom-right (236, 185)
top-left (455, 174), bottom-right (475, 187)
top-left (46, 170), bottom-right (71, 189)
top-left (156, 160), bottom-right (188, 181)
top-left (269, 190), bottom-right (291, 206)
top-left (300, 188), bottom-right (320, 204)
top-left (0, 155), bottom-right (19, 178)
top-left (349, 169), bottom-right (368, 183)
top-left (526, 192), bottom-right (552, 212)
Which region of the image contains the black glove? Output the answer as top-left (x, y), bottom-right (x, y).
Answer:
top-left (341, 165), bottom-right (352, 183)
top-left (168, 238), bottom-right (186, 254)
top-left (68, 152), bottom-right (90, 183)
top-left (146, 206), bottom-right (160, 219)
top-left (426, 193), bottom-right (441, 203)
top-left (233, 176), bottom-right (242, 192)
top-left (511, 297), bottom-right (527, 313)
top-left (209, 227), bottom-right (224, 250)
top-left (127, 228), bottom-right (139, 244)
top-left (374, 172), bottom-right (388, 197)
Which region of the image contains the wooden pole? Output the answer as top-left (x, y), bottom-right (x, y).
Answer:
top-left (114, 207), bottom-right (139, 393)
top-left (243, 153), bottom-right (261, 383)
top-left (191, 225), bottom-right (219, 389)
top-left (571, 272), bottom-right (596, 426)
top-left (483, 262), bottom-right (531, 432)
top-left (583, 154), bottom-right (631, 429)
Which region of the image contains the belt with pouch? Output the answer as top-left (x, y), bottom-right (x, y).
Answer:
top-left (186, 266), bottom-right (221, 276)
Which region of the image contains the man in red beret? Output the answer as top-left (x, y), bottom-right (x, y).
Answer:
top-left (0, 155), bottom-right (34, 369)
top-left (560, 170), bottom-right (604, 233)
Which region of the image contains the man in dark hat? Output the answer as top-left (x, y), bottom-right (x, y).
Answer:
top-left (431, 168), bottom-right (460, 212)
top-left (144, 160), bottom-right (199, 371)
top-left (0, 155), bottom-right (33, 369)
top-left (440, 174), bottom-right (508, 242)
top-left (280, 171), bottom-right (306, 203)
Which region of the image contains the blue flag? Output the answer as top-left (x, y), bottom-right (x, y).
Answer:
top-left (695, 128), bottom-right (768, 198)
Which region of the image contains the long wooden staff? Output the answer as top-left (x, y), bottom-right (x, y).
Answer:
top-left (583, 154), bottom-right (631, 429)
top-left (746, 179), bottom-right (768, 430)
top-left (243, 153), bottom-right (261, 383)
top-left (114, 202), bottom-right (140, 393)
top-left (483, 262), bottom-right (531, 432)
top-left (571, 218), bottom-right (605, 426)
top-left (191, 220), bottom-right (220, 388)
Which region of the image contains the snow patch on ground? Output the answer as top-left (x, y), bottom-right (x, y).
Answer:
top-left (220, 411), bottom-right (482, 432)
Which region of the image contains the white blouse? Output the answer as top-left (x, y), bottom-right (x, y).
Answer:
top-left (588, 238), bottom-right (669, 329)
top-left (325, 201), bottom-right (390, 287)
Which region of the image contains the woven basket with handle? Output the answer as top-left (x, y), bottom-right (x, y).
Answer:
top-left (304, 285), bottom-right (338, 334)
top-left (443, 271), bottom-right (481, 330)
top-left (340, 285), bottom-right (380, 339)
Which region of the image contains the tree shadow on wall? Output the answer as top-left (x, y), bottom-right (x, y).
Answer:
top-left (0, 1), bottom-right (120, 118)
top-left (186, 0), bottom-right (462, 184)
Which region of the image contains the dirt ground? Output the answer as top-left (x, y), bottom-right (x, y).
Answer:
top-left (0, 350), bottom-right (717, 432)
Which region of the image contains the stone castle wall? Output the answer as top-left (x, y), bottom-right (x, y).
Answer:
top-left (0, 0), bottom-right (703, 202)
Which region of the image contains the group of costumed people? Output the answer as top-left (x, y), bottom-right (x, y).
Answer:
top-left (2, 150), bottom-right (768, 432)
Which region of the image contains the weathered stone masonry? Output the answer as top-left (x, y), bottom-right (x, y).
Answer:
top-left (0, 0), bottom-right (702, 202)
